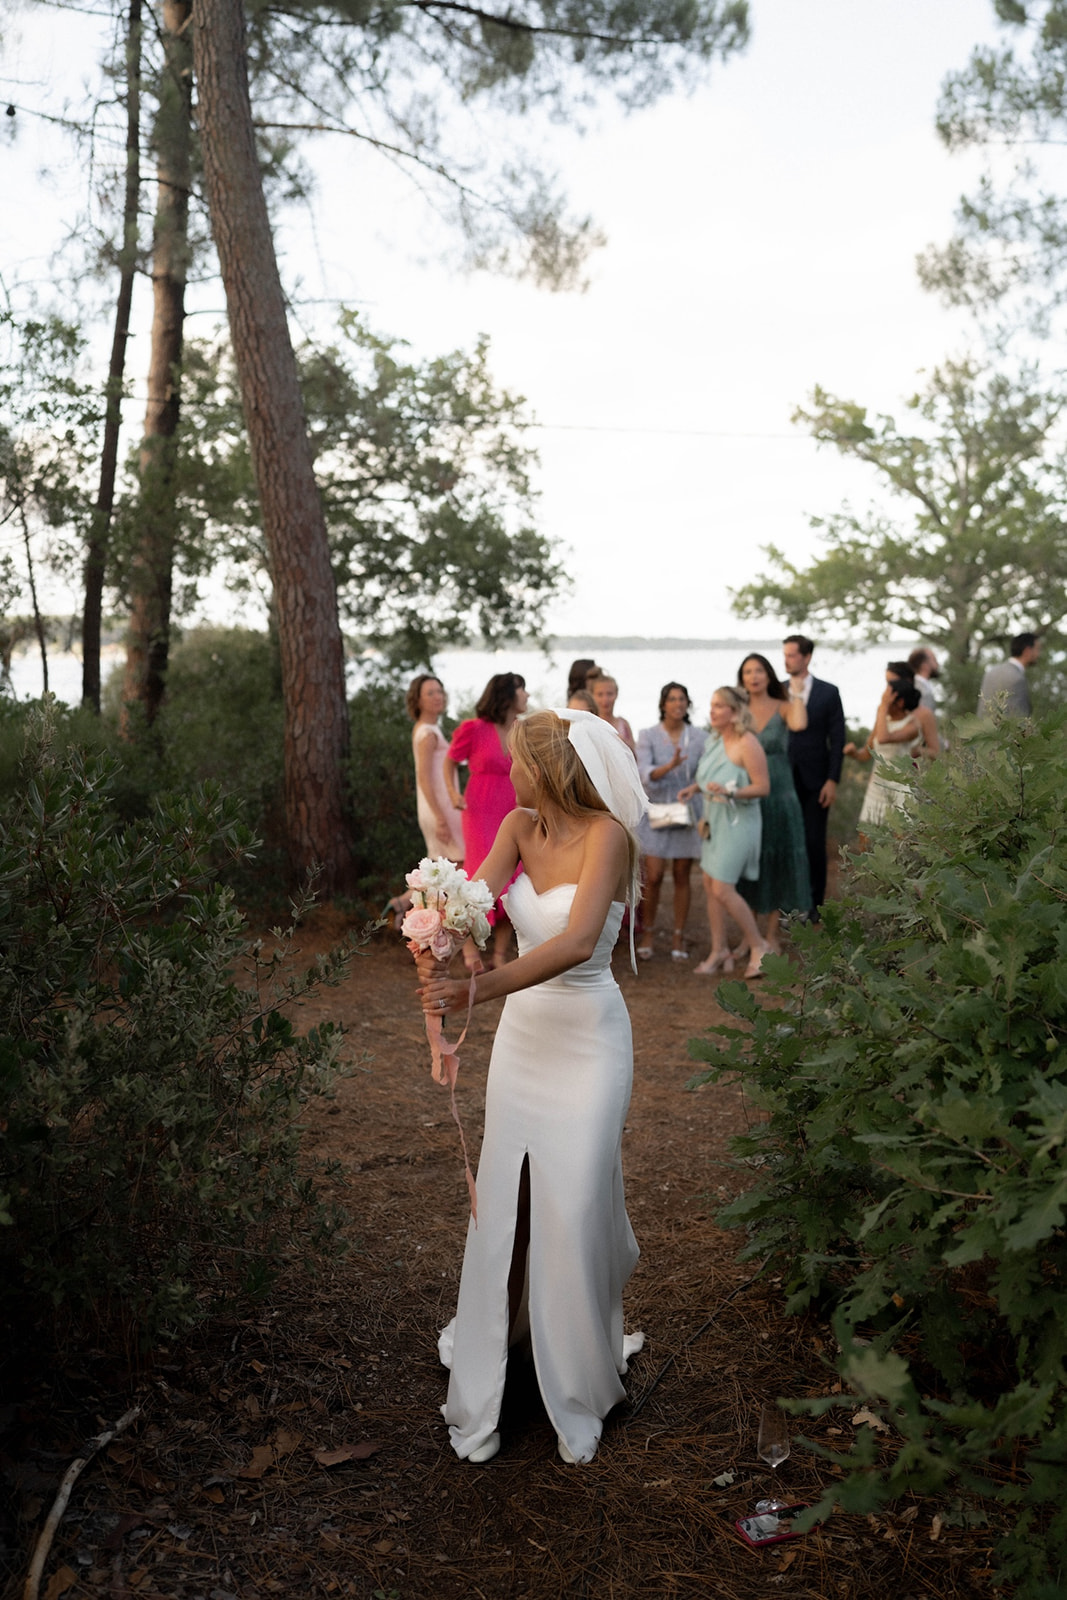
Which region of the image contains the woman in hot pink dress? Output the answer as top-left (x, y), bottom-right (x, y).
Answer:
top-left (445, 672), bottom-right (528, 967)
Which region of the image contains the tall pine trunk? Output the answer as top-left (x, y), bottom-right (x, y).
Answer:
top-left (191, 0), bottom-right (354, 891)
top-left (83, 0), bottom-right (142, 712)
top-left (121, 0), bottom-right (191, 726)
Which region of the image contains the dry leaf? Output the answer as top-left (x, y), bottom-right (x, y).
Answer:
top-left (236, 1444), bottom-right (275, 1480)
top-left (777, 1549), bottom-right (797, 1572)
top-left (930, 1514), bottom-right (943, 1542)
top-left (44, 1566), bottom-right (77, 1600)
top-left (274, 1428), bottom-right (303, 1455)
top-left (107, 1444), bottom-right (133, 1464)
top-left (248, 1359), bottom-right (267, 1374)
top-left (898, 1504), bottom-right (919, 1524)
top-left (373, 1538), bottom-right (394, 1554)
top-left (851, 1407), bottom-right (889, 1434)
top-left (202, 1485), bottom-right (225, 1504)
top-left (313, 1440), bottom-right (380, 1467)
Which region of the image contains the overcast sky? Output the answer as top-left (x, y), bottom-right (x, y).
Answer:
top-left (2, 0), bottom-right (1003, 640)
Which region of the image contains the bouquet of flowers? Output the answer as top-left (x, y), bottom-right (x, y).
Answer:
top-left (401, 857), bottom-right (493, 1219)
top-left (400, 856), bottom-right (493, 970)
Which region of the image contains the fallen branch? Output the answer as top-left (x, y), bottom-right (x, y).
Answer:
top-left (22, 1403), bottom-right (142, 1600)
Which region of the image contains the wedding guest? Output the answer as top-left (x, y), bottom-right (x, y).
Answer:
top-left (567, 658), bottom-right (602, 700)
top-left (734, 653), bottom-right (811, 953)
top-left (592, 673), bottom-right (637, 752)
top-left (855, 679), bottom-right (932, 837)
top-left (845, 671), bottom-right (940, 769)
top-left (907, 647), bottom-right (941, 715)
top-left (567, 688), bottom-right (599, 713)
top-left (635, 682), bottom-right (706, 961)
top-left (679, 687), bottom-right (771, 980)
top-left (782, 635), bottom-right (845, 917)
top-left (979, 632), bottom-right (1041, 717)
top-left (445, 672), bottom-right (528, 968)
top-left (418, 709), bottom-right (647, 1465)
top-left (407, 674), bottom-right (465, 862)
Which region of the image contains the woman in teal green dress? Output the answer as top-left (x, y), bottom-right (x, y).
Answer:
top-left (735, 653), bottom-right (811, 952)
top-left (679, 687), bottom-right (771, 979)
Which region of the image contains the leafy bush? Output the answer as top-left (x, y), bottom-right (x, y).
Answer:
top-left (690, 711), bottom-right (1067, 1596)
top-left (827, 722), bottom-right (871, 852)
top-left (0, 701), bottom-right (356, 1350)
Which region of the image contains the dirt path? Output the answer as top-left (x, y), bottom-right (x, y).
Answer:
top-left (7, 897), bottom-right (998, 1600)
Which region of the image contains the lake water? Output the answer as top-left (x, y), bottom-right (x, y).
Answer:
top-left (427, 641), bottom-right (926, 732)
top-left (8, 638), bottom-right (929, 732)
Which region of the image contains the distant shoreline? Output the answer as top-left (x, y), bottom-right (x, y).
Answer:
top-left (506, 636), bottom-right (917, 653)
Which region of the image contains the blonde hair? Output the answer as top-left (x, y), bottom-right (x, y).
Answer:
top-left (567, 689), bottom-right (598, 713)
top-left (712, 684), bottom-right (753, 734)
top-left (510, 711), bottom-right (639, 884)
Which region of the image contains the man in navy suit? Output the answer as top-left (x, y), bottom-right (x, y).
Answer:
top-left (782, 635), bottom-right (845, 915)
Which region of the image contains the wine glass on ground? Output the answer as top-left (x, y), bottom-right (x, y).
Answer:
top-left (755, 1402), bottom-right (791, 1514)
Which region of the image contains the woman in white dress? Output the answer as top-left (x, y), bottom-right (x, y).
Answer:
top-left (418, 709), bottom-right (647, 1466)
top-left (406, 674), bottom-right (465, 861)
top-left (853, 679), bottom-right (933, 834)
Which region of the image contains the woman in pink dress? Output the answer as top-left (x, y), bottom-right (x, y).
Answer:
top-left (445, 672), bottom-right (528, 967)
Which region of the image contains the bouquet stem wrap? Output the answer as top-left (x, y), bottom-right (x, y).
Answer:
top-left (401, 858), bottom-right (493, 1223)
top-left (419, 958), bottom-right (479, 1221)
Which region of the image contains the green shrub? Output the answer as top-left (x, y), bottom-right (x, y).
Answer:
top-left (102, 627), bottom-right (286, 846)
top-left (0, 701), bottom-right (357, 1350)
top-left (827, 723), bottom-right (871, 852)
top-left (690, 711), bottom-right (1067, 1596)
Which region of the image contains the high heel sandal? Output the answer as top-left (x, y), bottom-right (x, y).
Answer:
top-left (744, 944), bottom-right (772, 980)
top-left (694, 951), bottom-right (734, 976)
top-left (670, 930), bottom-right (689, 962)
top-left (636, 943), bottom-right (654, 962)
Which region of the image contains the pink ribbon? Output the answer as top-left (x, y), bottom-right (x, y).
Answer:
top-left (417, 961), bottom-right (479, 1224)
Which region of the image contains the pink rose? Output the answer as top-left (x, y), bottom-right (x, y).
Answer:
top-left (401, 906), bottom-right (442, 948)
top-left (405, 867), bottom-right (427, 891)
top-left (430, 927), bottom-right (456, 961)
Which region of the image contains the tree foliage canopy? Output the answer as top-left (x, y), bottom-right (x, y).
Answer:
top-left (921, 0), bottom-right (1067, 327)
top-left (732, 361), bottom-right (1067, 711)
top-left (239, 0), bottom-right (750, 286)
top-left (143, 312), bottom-right (561, 665)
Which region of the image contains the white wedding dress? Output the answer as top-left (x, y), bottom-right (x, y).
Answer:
top-left (438, 872), bottom-right (643, 1464)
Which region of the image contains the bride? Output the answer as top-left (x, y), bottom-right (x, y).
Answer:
top-left (417, 708), bottom-right (647, 1466)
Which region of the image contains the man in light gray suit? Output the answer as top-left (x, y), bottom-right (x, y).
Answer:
top-left (979, 632), bottom-right (1041, 717)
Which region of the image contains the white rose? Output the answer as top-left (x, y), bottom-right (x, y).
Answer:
top-left (422, 857), bottom-right (462, 895)
top-left (464, 877), bottom-right (494, 912)
top-left (443, 900), bottom-right (472, 933)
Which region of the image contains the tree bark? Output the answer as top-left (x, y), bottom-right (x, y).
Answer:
top-left (121, 0), bottom-right (191, 727)
top-left (83, 0), bottom-right (142, 713)
top-left (191, 0), bottom-right (354, 891)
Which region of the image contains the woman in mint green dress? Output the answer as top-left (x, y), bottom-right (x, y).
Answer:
top-left (680, 687), bottom-right (771, 980)
top-left (735, 653), bottom-right (811, 952)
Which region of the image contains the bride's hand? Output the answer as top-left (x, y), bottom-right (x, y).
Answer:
top-left (419, 974), bottom-right (470, 1016)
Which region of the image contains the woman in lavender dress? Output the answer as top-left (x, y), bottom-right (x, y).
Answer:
top-left (634, 683), bottom-right (706, 961)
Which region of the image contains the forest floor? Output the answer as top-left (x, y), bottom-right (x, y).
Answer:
top-left (2, 883), bottom-right (1008, 1600)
